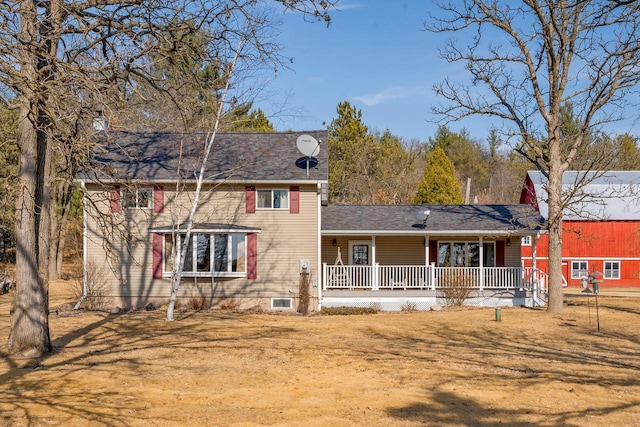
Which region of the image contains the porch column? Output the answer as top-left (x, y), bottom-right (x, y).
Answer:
top-left (479, 236), bottom-right (484, 293)
top-left (424, 236), bottom-right (429, 266)
top-left (371, 236), bottom-right (377, 290)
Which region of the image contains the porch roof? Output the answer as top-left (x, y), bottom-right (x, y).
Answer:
top-left (321, 204), bottom-right (546, 236)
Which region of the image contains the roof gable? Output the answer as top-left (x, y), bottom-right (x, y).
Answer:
top-left (80, 131), bottom-right (328, 183)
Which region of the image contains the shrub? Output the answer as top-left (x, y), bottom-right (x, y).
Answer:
top-left (401, 301), bottom-right (418, 312)
top-left (187, 295), bottom-right (209, 311)
top-left (219, 298), bottom-right (241, 311)
top-left (321, 305), bottom-right (380, 315)
top-left (439, 270), bottom-right (473, 306)
top-left (68, 260), bottom-right (109, 311)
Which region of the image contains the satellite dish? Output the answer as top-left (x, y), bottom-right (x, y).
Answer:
top-left (297, 134), bottom-right (320, 157)
top-left (415, 209), bottom-right (430, 222)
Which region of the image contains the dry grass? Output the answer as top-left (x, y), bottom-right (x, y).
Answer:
top-left (1, 281), bottom-right (639, 426)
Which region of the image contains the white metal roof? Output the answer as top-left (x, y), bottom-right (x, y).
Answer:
top-left (526, 170), bottom-right (640, 220)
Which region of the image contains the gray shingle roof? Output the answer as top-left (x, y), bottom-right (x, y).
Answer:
top-left (322, 204), bottom-right (546, 236)
top-left (527, 170), bottom-right (640, 220)
top-left (79, 130), bottom-right (328, 183)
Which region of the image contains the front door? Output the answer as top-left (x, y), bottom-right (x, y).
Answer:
top-left (349, 240), bottom-right (372, 288)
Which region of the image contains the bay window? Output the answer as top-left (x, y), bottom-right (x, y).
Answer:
top-left (164, 233), bottom-right (246, 276)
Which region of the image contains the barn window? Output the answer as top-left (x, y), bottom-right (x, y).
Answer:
top-left (571, 261), bottom-right (588, 279)
top-left (604, 261), bottom-right (620, 280)
top-left (521, 236), bottom-right (531, 246)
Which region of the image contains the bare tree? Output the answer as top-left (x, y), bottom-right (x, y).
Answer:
top-left (429, 1), bottom-right (640, 312)
top-left (2, 0), bottom-right (334, 356)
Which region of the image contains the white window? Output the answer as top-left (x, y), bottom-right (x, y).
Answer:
top-left (164, 233), bottom-right (246, 277)
top-left (437, 242), bottom-right (495, 267)
top-left (122, 187), bottom-right (152, 209)
top-left (521, 236), bottom-right (531, 246)
top-left (604, 261), bottom-right (620, 279)
top-left (571, 261), bottom-right (588, 279)
top-left (271, 298), bottom-right (293, 310)
top-left (257, 189), bottom-right (289, 209)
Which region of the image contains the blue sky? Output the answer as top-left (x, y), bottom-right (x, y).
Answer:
top-left (254, 1), bottom-right (640, 143)
top-left (252, 1), bottom-right (496, 142)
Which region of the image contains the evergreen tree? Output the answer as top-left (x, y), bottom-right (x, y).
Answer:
top-left (413, 147), bottom-right (463, 204)
top-left (327, 101), bottom-right (372, 203)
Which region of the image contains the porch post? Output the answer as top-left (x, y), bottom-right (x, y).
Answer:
top-left (373, 263), bottom-right (379, 291)
top-left (430, 262), bottom-right (436, 290)
top-left (322, 262), bottom-right (327, 291)
top-left (371, 236), bottom-right (377, 290)
top-left (424, 236), bottom-right (429, 266)
top-left (479, 236), bottom-right (484, 293)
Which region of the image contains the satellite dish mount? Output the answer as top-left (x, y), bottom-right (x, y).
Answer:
top-left (296, 134), bottom-right (321, 178)
top-left (414, 208), bottom-right (431, 229)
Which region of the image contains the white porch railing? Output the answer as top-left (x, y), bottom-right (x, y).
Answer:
top-left (323, 263), bottom-right (543, 291)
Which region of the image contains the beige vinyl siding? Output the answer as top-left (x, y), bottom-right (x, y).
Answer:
top-left (322, 236), bottom-right (518, 267)
top-left (321, 236), bottom-right (426, 266)
top-left (84, 183), bottom-right (319, 308)
top-left (504, 241), bottom-right (522, 268)
top-left (373, 236), bottom-right (425, 265)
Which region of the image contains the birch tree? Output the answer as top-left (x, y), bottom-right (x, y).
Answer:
top-left (429, 0), bottom-right (640, 312)
top-left (2, 0), bottom-right (334, 356)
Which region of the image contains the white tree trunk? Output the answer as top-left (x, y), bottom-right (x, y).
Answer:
top-left (166, 41), bottom-right (243, 321)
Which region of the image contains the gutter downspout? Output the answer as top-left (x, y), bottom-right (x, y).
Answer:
top-left (317, 182), bottom-right (322, 311)
top-left (74, 182), bottom-right (88, 310)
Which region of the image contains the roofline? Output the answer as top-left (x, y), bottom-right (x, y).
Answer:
top-left (77, 179), bottom-right (328, 186)
top-left (150, 226), bottom-right (263, 233)
top-left (322, 230), bottom-right (546, 236)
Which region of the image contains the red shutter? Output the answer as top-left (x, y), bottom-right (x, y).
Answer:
top-left (246, 186), bottom-right (256, 213)
top-left (152, 233), bottom-right (163, 279)
top-left (290, 186), bottom-right (300, 214)
top-left (496, 240), bottom-right (505, 267)
top-left (429, 240), bottom-right (438, 264)
top-left (110, 187), bottom-right (121, 213)
top-left (153, 185), bottom-right (164, 213)
top-left (247, 233), bottom-right (258, 279)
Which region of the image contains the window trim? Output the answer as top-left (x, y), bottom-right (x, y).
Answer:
top-left (122, 187), bottom-right (153, 210)
top-left (256, 188), bottom-right (290, 210)
top-left (271, 297), bottom-right (293, 310)
top-left (163, 232), bottom-right (247, 278)
top-left (521, 236), bottom-right (531, 246)
top-left (571, 260), bottom-right (589, 279)
top-left (603, 260), bottom-right (621, 280)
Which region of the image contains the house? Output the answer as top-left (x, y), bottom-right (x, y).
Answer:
top-left (78, 130), bottom-right (547, 312)
top-left (520, 170), bottom-right (640, 287)
top-left (79, 130), bottom-right (329, 311)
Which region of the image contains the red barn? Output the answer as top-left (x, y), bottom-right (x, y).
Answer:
top-left (520, 171), bottom-right (640, 288)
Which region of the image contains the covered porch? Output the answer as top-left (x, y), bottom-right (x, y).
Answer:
top-left (319, 204), bottom-right (547, 310)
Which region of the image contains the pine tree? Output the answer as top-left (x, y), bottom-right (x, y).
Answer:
top-left (413, 147), bottom-right (463, 204)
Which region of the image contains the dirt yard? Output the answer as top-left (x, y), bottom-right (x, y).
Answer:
top-left (1, 280), bottom-right (639, 427)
